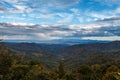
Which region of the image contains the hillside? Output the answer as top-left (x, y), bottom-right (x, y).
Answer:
top-left (0, 42), bottom-right (69, 68)
top-left (61, 41), bottom-right (120, 68)
top-left (0, 41), bottom-right (120, 69)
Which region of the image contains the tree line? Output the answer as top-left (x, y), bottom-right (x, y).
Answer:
top-left (0, 49), bottom-right (120, 80)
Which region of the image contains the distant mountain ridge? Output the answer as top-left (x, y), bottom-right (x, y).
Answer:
top-left (60, 41), bottom-right (120, 68)
top-left (61, 41), bottom-right (120, 59)
top-left (1, 40), bottom-right (120, 55)
top-left (64, 40), bottom-right (120, 52)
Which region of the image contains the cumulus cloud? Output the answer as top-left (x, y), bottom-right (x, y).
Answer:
top-left (0, 0), bottom-right (120, 41)
top-left (0, 17), bottom-right (120, 41)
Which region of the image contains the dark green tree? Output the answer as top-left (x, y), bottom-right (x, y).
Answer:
top-left (102, 72), bottom-right (117, 80)
top-left (77, 65), bottom-right (97, 80)
top-left (24, 65), bottom-right (50, 80)
top-left (6, 64), bottom-right (29, 80)
top-left (102, 65), bottom-right (120, 80)
top-left (0, 50), bottom-right (13, 75)
top-left (57, 61), bottom-right (66, 79)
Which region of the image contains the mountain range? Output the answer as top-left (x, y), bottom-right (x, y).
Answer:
top-left (0, 41), bottom-right (120, 68)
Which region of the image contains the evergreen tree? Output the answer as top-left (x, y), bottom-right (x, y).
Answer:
top-left (0, 50), bottom-right (13, 75)
top-left (57, 61), bottom-right (66, 79)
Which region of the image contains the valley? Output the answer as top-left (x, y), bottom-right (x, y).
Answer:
top-left (0, 41), bottom-right (120, 69)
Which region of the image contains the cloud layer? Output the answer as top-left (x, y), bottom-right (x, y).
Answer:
top-left (0, 0), bottom-right (120, 41)
top-left (0, 0), bottom-right (120, 24)
top-left (0, 18), bottom-right (120, 41)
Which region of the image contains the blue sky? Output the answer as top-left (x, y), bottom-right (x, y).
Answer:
top-left (0, 0), bottom-right (120, 41)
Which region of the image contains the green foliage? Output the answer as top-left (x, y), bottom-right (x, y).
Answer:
top-left (77, 65), bottom-right (97, 80)
top-left (57, 61), bottom-right (66, 79)
top-left (24, 65), bottom-right (50, 80)
top-left (0, 50), bottom-right (13, 75)
top-left (6, 64), bottom-right (29, 80)
top-left (92, 64), bottom-right (103, 80)
top-left (106, 65), bottom-right (119, 73)
top-left (0, 75), bottom-right (3, 80)
top-left (102, 72), bottom-right (118, 80)
top-left (0, 46), bottom-right (120, 80)
top-left (114, 73), bottom-right (120, 80)
top-left (102, 65), bottom-right (120, 80)
top-left (65, 72), bottom-right (77, 80)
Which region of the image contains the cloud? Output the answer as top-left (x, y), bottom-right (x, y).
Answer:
top-left (1, 35), bottom-right (30, 40)
top-left (1, 0), bottom-right (120, 24)
top-left (0, 17), bottom-right (120, 41)
top-left (29, 13), bottom-right (55, 19)
top-left (0, 0), bottom-right (82, 25)
top-left (95, 0), bottom-right (120, 6)
top-left (96, 17), bottom-right (120, 22)
top-left (82, 36), bottom-right (120, 41)
top-left (0, 0), bottom-right (81, 13)
top-left (0, 0), bottom-right (120, 41)
top-left (47, 0), bottom-right (81, 9)
top-left (57, 14), bottom-right (74, 24)
top-left (69, 7), bottom-right (120, 24)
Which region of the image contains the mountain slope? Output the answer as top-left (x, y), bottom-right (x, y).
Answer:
top-left (0, 41), bottom-right (120, 69)
top-left (60, 41), bottom-right (120, 68)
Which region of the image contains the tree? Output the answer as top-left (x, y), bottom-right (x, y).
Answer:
top-left (92, 64), bottom-right (103, 80)
top-left (65, 72), bottom-right (77, 80)
top-left (77, 65), bottom-right (97, 80)
top-left (114, 73), bottom-right (120, 80)
top-left (24, 65), bottom-right (50, 80)
top-left (102, 72), bottom-right (117, 80)
top-left (0, 50), bottom-right (13, 75)
top-left (6, 64), bottom-right (30, 80)
top-left (57, 61), bottom-right (66, 79)
top-left (106, 65), bottom-right (119, 73)
top-left (102, 65), bottom-right (120, 80)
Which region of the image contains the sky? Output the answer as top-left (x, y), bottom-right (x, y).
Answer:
top-left (0, 0), bottom-right (120, 42)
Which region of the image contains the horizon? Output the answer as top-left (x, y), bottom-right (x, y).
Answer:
top-left (0, 0), bottom-right (120, 42)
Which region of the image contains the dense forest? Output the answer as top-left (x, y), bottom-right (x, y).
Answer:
top-left (0, 42), bottom-right (120, 80)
